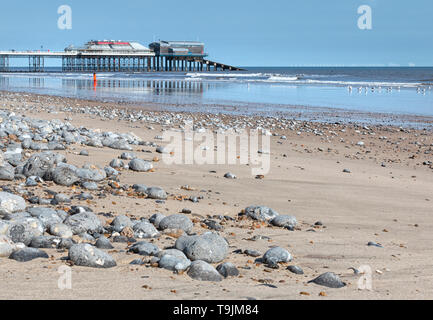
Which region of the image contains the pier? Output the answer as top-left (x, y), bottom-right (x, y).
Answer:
top-left (0, 40), bottom-right (244, 73)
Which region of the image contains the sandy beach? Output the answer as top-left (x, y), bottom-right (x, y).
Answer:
top-left (0, 90), bottom-right (432, 300)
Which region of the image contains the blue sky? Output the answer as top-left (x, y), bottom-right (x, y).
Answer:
top-left (0, 0), bottom-right (432, 66)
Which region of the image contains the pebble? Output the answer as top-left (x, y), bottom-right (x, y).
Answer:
top-left (308, 272), bottom-right (346, 288)
top-left (128, 241), bottom-right (159, 256)
top-left (287, 265), bottom-right (304, 275)
top-left (158, 249), bottom-right (191, 272)
top-left (263, 247), bottom-right (292, 265)
top-left (9, 247), bottom-right (49, 262)
top-left (187, 260), bottom-right (223, 282)
top-left (49, 223), bottom-right (73, 238)
top-left (95, 236), bottom-right (114, 249)
top-left (182, 232), bottom-right (229, 263)
top-left (0, 192), bottom-right (27, 214)
top-left (128, 159), bottom-right (153, 172)
top-left (244, 205), bottom-right (279, 221)
top-left (224, 172), bottom-right (237, 179)
top-left (159, 214), bottom-right (193, 233)
top-left (133, 221), bottom-right (160, 239)
top-left (270, 215), bottom-right (297, 228)
top-left (68, 243), bottom-right (117, 268)
top-left (146, 187), bottom-right (167, 200)
top-left (216, 262), bottom-right (240, 278)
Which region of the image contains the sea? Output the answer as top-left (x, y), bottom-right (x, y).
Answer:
top-left (1, 67), bottom-right (433, 125)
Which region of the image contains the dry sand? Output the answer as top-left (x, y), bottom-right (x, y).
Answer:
top-left (0, 91), bottom-right (432, 300)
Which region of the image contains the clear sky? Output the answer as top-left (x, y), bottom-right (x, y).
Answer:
top-left (0, 0), bottom-right (431, 66)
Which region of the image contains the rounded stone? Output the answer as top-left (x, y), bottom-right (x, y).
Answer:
top-left (64, 212), bottom-right (103, 235)
top-left (49, 223), bottom-right (73, 238)
top-left (128, 241), bottom-right (160, 256)
top-left (95, 236), bottom-right (114, 249)
top-left (270, 215), bottom-right (297, 228)
top-left (187, 260), bottom-right (223, 282)
top-left (133, 221), bottom-right (160, 239)
top-left (263, 247), bottom-right (292, 264)
top-left (0, 192), bottom-right (27, 214)
top-left (216, 262), bottom-right (240, 278)
top-left (9, 247), bottom-right (49, 262)
top-left (146, 187), bottom-right (167, 200)
top-left (244, 206), bottom-right (279, 221)
top-left (159, 214), bottom-right (193, 233)
top-left (308, 272), bottom-right (346, 288)
top-left (68, 243), bottom-right (116, 268)
top-left (111, 215), bottom-right (134, 233)
top-left (128, 159), bottom-right (153, 172)
top-left (183, 232), bottom-right (229, 263)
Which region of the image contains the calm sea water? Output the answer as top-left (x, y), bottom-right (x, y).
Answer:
top-left (1, 67), bottom-right (433, 121)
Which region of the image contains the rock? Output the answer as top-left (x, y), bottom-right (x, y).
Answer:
top-left (26, 207), bottom-right (63, 229)
top-left (133, 221), bottom-right (160, 239)
top-left (216, 262), bottom-right (239, 278)
top-left (95, 237), bottom-right (114, 249)
top-left (145, 187), bottom-right (167, 200)
top-left (224, 172), bottom-right (237, 179)
top-left (68, 243), bottom-right (116, 268)
top-left (81, 181), bottom-right (98, 190)
top-left (187, 260), bottom-right (223, 282)
top-left (79, 150), bottom-right (89, 156)
top-left (287, 265), bottom-right (304, 275)
top-left (128, 241), bottom-right (159, 256)
top-left (52, 164), bottom-right (79, 186)
top-left (203, 219), bottom-right (223, 231)
top-left (270, 215), bottom-right (297, 228)
top-left (0, 163), bottom-right (15, 180)
top-left (308, 272), bottom-right (346, 288)
top-left (244, 206), bottom-right (279, 221)
top-left (130, 258), bottom-right (145, 265)
top-left (76, 166), bottom-right (106, 182)
top-left (132, 184), bottom-right (148, 193)
top-left (149, 213), bottom-right (166, 229)
top-left (244, 249), bottom-right (262, 257)
top-left (6, 218), bottom-right (44, 245)
top-left (54, 193), bottom-right (71, 203)
top-left (0, 235), bottom-right (14, 257)
top-left (30, 235), bottom-right (61, 248)
top-left (0, 192), bottom-right (26, 214)
top-left (174, 234), bottom-right (199, 251)
top-left (183, 232), bottom-right (228, 263)
top-left (22, 152), bottom-right (65, 178)
top-left (158, 249), bottom-right (191, 272)
top-left (159, 214), bottom-right (193, 233)
top-left (108, 140), bottom-right (132, 151)
top-left (343, 169), bottom-right (351, 173)
top-left (263, 247), bottom-right (292, 265)
top-left (128, 159), bottom-right (153, 172)
top-left (109, 159), bottom-right (124, 168)
top-left (111, 215), bottom-right (133, 233)
top-left (9, 247), bottom-right (49, 262)
top-left (64, 212), bottom-right (103, 235)
top-left (49, 223), bottom-right (73, 238)
top-left (120, 152), bottom-right (136, 160)
top-left (367, 241), bottom-right (383, 248)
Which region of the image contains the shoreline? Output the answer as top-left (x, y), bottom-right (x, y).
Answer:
top-left (1, 89), bottom-right (433, 130)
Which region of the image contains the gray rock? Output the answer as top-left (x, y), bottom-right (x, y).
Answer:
top-left (244, 206), bottom-right (279, 221)
top-left (308, 272), bottom-right (346, 288)
top-left (244, 249), bottom-right (262, 257)
top-left (216, 262), bottom-right (239, 278)
top-left (175, 234), bottom-right (200, 251)
top-left (108, 140), bottom-right (132, 151)
top-left (26, 207), bottom-right (62, 229)
top-left (9, 247), bottom-right (49, 262)
top-left (0, 235), bottom-right (14, 257)
top-left (120, 152), bottom-right (136, 160)
top-left (111, 215), bottom-right (134, 233)
top-left (128, 241), bottom-right (159, 256)
top-left (22, 151), bottom-right (65, 178)
top-left (0, 163), bottom-right (15, 180)
top-left (149, 213), bottom-right (166, 229)
top-left (156, 146), bottom-right (168, 154)
top-left (128, 159), bottom-right (153, 172)
top-left (64, 212), bottom-right (103, 235)
top-left (158, 250), bottom-right (191, 272)
top-left (49, 223), bottom-right (73, 238)
top-left (95, 236), bottom-right (114, 249)
top-left (79, 150), bottom-right (89, 156)
top-left (263, 247), bottom-right (292, 264)
top-left (270, 215), bottom-right (297, 228)
top-left (81, 181), bottom-right (98, 190)
top-left (287, 265), bottom-right (304, 275)
top-left (224, 172), bottom-right (237, 179)
top-left (187, 260), bottom-right (223, 282)
top-left (146, 187), bottom-right (167, 200)
top-left (52, 164), bottom-right (79, 186)
top-left (183, 232), bottom-right (228, 263)
top-left (68, 243), bottom-right (116, 268)
top-left (30, 235), bottom-right (61, 248)
top-left (133, 221), bottom-right (160, 239)
top-left (0, 192), bottom-right (26, 214)
top-left (132, 184), bottom-right (148, 193)
top-left (54, 193), bottom-right (71, 203)
top-left (109, 159), bottom-right (125, 168)
top-left (76, 166), bottom-right (106, 182)
top-left (159, 214), bottom-right (193, 233)
top-left (6, 218), bottom-right (44, 245)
